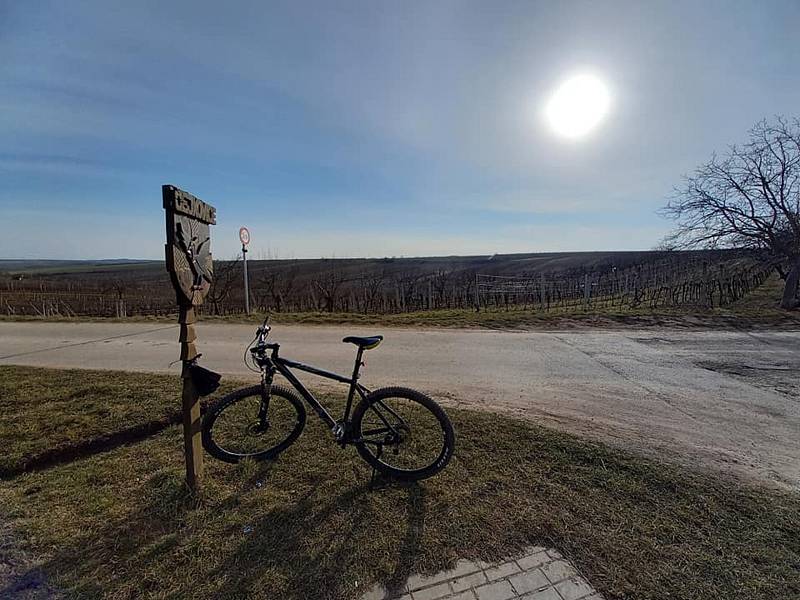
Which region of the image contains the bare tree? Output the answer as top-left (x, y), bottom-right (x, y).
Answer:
top-left (257, 264), bottom-right (298, 312)
top-left (102, 279), bottom-right (128, 317)
top-left (206, 256), bottom-right (242, 315)
top-left (358, 268), bottom-right (388, 313)
top-left (391, 269), bottom-right (423, 312)
top-left (431, 269), bottom-right (454, 308)
top-left (662, 117), bottom-right (800, 308)
top-left (313, 265), bottom-right (345, 312)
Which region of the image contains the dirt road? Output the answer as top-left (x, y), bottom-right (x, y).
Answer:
top-left (1, 321), bottom-right (797, 489)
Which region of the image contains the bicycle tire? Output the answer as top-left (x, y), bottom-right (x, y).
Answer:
top-left (202, 385), bottom-right (306, 463)
top-left (352, 386), bottom-right (455, 481)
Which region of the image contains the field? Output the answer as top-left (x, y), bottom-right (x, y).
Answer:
top-left (0, 249), bottom-right (776, 320)
top-left (1, 366), bottom-right (798, 599)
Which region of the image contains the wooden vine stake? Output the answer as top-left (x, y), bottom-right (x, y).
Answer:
top-left (163, 185), bottom-right (217, 492)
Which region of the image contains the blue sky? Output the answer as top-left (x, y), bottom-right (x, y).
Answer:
top-left (2, 0), bottom-right (799, 259)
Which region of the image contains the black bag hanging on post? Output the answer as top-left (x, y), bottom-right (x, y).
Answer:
top-left (188, 362), bottom-right (222, 396)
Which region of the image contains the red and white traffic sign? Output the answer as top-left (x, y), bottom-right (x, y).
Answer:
top-left (239, 226), bottom-right (250, 246)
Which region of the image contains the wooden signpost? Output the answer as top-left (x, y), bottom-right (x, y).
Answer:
top-left (163, 185), bottom-right (217, 491)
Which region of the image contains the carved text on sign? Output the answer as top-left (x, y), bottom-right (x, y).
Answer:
top-left (164, 186), bottom-right (217, 225)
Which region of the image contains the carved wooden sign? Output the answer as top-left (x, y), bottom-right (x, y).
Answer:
top-left (162, 184), bottom-right (218, 492)
top-left (163, 185), bottom-right (216, 306)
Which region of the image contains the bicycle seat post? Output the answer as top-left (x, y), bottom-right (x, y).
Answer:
top-left (344, 346), bottom-right (365, 424)
top-left (352, 346), bottom-right (365, 379)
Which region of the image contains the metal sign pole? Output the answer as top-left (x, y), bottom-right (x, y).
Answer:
top-left (239, 226), bottom-right (251, 315)
top-left (242, 244), bottom-right (250, 314)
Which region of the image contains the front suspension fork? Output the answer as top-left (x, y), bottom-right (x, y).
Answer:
top-left (258, 370), bottom-right (275, 424)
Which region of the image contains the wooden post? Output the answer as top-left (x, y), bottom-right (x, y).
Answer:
top-left (179, 306), bottom-right (203, 488)
top-left (180, 373), bottom-right (203, 482)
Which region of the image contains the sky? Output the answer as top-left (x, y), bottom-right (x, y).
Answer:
top-left (2, 0), bottom-right (800, 260)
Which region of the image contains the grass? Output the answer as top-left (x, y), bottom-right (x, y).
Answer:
top-left (3, 275), bottom-right (798, 331)
top-left (1, 366), bottom-right (798, 599)
top-left (0, 367), bottom-right (241, 477)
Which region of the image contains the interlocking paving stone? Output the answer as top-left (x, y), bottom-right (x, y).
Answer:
top-left (449, 592), bottom-right (478, 600)
top-left (451, 571), bottom-right (489, 593)
top-left (555, 577), bottom-right (596, 600)
top-left (358, 546), bottom-right (601, 600)
top-left (507, 569), bottom-right (550, 595)
top-left (515, 552), bottom-right (550, 571)
top-left (484, 560), bottom-right (521, 581)
top-left (522, 589), bottom-right (561, 600)
top-left (412, 582), bottom-right (452, 600)
top-left (541, 559), bottom-right (577, 584)
top-left (474, 579), bottom-right (516, 600)
top-left (449, 560), bottom-right (483, 579)
top-left (408, 560), bottom-right (483, 591)
top-left (407, 573), bottom-right (444, 591)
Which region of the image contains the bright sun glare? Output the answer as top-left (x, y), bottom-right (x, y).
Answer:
top-left (545, 74), bottom-right (611, 139)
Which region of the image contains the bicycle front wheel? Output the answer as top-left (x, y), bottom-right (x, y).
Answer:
top-left (352, 387), bottom-right (455, 481)
top-left (202, 385), bottom-right (306, 463)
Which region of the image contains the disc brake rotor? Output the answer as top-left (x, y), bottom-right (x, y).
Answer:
top-left (384, 422), bottom-right (411, 445)
top-left (247, 421), bottom-right (270, 436)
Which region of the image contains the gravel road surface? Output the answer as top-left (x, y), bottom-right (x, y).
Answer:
top-left (1, 322), bottom-right (797, 488)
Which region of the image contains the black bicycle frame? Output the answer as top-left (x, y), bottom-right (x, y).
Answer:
top-left (252, 340), bottom-right (409, 448)
top-left (262, 344), bottom-right (371, 430)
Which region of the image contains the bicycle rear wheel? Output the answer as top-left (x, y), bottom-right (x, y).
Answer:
top-left (352, 387), bottom-right (455, 481)
top-left (202, 385), bottom-right (306, 463)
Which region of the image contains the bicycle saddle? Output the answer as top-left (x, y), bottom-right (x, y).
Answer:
top-left (342, 335), bottom-right (383, 350)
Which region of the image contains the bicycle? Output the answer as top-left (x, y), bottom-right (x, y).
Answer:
top-left (201, 318), bottom-right (456, 481)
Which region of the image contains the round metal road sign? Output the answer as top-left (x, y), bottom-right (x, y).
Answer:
top-left (239, 226), bottom-right (250, 246)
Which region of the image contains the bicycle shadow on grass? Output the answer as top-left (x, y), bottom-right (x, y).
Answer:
top-left (6, 463), bottom-right (278, 594)
top-left (5, 446), bottom-right (426, 600)
top-left (208, 480), bottom-right (427, 600)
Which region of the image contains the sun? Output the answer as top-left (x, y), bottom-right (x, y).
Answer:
top-left (545, 74), bottom-right (611, 139)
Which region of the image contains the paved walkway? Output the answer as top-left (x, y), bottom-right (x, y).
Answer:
top-left (359, 547), bottom-right (602, 600)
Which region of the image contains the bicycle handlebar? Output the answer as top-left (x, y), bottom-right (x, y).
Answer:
top-left (250, 341), bottom-right (278, 353)
top-left (255, 314), bottom-right (273, 348)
